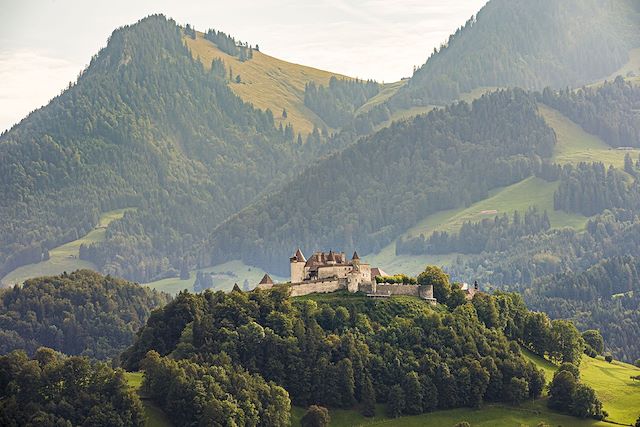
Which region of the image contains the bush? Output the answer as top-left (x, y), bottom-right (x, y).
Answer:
top-left (635, 359), bottom-right (640, 368)
top-left (605, 354), bottom-right (613, 363)
top-left (558, 362), bottom-right (580, 380)
top-left (300, 405), bottom-right (330, 427)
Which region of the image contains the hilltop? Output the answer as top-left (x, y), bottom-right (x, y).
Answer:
top-left (391, 0), bottom-right (640, 107)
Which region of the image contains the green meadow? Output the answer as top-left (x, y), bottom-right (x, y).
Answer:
top-left (0, 208), bottom-right (135, 288)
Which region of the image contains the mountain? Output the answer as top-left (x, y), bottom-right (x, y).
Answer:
top-left (0, 15), bottom-right (353, 284)
top-left (390, 0), bottom-right (640, 107)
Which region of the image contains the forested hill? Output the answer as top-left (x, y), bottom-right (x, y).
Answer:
top-left (209, 89), bottom-right (556, 275)
top-left (0, 15), bottom-right (341, 283)
top-left (0, 270), bottom-right (170, 359)
top-left (391, 0), bottom-right (640, 106)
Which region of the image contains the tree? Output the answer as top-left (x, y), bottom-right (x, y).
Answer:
top-left (235, 75), bottom-right (242, 83)
top-left (557, 362), bottom-right (580, 380)
top-left (625, 153), bottom-right (635, 175)
top-left (570, 384), bottom-right (603, 419)
top-left (402, 371), bottom-right (423, 415)
top-left (582, 330), bottom-right (604, 355)
top-left (548, 370), bottom-right (577, 412)
top-left (550, 320), bottom-right (584, 365)
top-left (504, 377), bottom-right (529, 405)
top-left (635, 359), bottom-right (640, 368)
top-left (361, 374), bottom-right (376, 417)
top-left (388, 384), bottom-right (406, 418)
top-left (524, 312), bottom-right (551, 356)
top-left (417, 266), bottom-right (451, 303)
top-left (282, 108), bottom-right (288, 119)
top-left (635, 414), bottom-right (640, 427)
top-left (472, 292), bottom-right (499, 328)
top-left (301, 405), bottom-right (330, 427)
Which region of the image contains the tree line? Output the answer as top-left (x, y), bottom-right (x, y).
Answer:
top-left (397, 207), bottom-right (551, 255)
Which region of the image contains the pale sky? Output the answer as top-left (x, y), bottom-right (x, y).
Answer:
top-left (0, 0), bottom-right (487, 132)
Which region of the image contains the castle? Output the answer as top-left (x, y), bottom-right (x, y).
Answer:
top-left (257, 249), bottom-right (436, 303)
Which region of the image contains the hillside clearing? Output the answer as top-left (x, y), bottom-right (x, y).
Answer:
top-left (184, 31), bottom-right (351, 134)
top-left (0, 208), bottom-right (135, 287)
top-left (540, 104), bottom-right (640, 168)
top-left (523, 350), bottom-right (640, 425)
top-left (125, 372), bottom-right (173, 427)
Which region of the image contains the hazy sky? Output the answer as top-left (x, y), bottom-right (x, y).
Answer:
top-left (0, 0), bottom-right (487, 132)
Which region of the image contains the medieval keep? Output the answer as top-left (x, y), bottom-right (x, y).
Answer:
top-left (257, 249), bottom-right (436, 303)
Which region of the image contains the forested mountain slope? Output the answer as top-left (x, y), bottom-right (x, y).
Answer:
top-left (0, 15), bottom-right (344, 284)
top-left (391, 0), bottom-right (640, 106)
top-left (208, 89), bottom-right (556, 275)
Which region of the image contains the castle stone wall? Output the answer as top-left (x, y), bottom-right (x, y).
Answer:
top-left (376, 284), bottom-right (421, 297)
top-left (289, 280), bottom-right (343, 297)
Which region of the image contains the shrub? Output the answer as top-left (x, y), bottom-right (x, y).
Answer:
top-left (301, 405), bottom-right (330, 427)
top-left (605, 354), bottom-right (613, 363)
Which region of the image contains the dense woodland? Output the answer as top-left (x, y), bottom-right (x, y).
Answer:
top-left (392, 0), bottom-right (640, 106)
top-left (210, 89), bottom-right (556, 275)
top-left (397, 208), bottom-right (551, 255)
top-left (304, 77), bottom-right (380, 130)
top-left (0, 348), bottom-right (144, 426)
top-left (0, 270), bottom-right (169, 359)
top-left (447, 207), bottom-right (640, 361)
top-left (120, 265), bottom-right (609, 424)
top-left (0, 15), bottom-right (344, 283)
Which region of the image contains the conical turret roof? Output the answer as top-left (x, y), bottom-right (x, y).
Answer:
top-left (352, 251), bottom-right (360, 260)
top-left (259, 274), bottom-right (274, 285)
top-left (294, 248), bottom-right (306, 262)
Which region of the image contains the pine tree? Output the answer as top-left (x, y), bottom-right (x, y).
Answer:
top-left (361, 374), bottom-right (376, 417)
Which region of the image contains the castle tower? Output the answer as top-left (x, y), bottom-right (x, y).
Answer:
top-left (290, 248), bottom-right (306, 283)
top-left (326, 250), bottom-right (336, 265)
top-left (351, 251), bottom-right (360, 265)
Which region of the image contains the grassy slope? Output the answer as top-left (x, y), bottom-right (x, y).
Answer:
top-left (125, 372), bottom-right (173, 427)
top-left (184, 32), bottom-right (353, 135)
top-left (523, 350), bottom-right (640, 425)
top-left (292, 403), bottom-right (610, 427)
top-left (368, 176), bottom-right (587, 277)
top-left (0, 208), bottom-right (135, 287)
top-left (540, 104), bottom-right (640, 168)
top-left (367, 103), bottom-right (634, 276)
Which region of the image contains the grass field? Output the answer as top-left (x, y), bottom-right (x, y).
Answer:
top-left (367, 176), bottom-right (587, 276)
top-left (143, 260), bottom-right (287, 295)
top-left (540, 104), bottom-right (640, 168)
top-left (0, 208), bottom-right (135, 288)
top-left (184, 32), bottom-right (353, 134)
top-left (292, 401), bottom-right (609, 427)
top-left (523, 350), bottom-right (640, 425)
